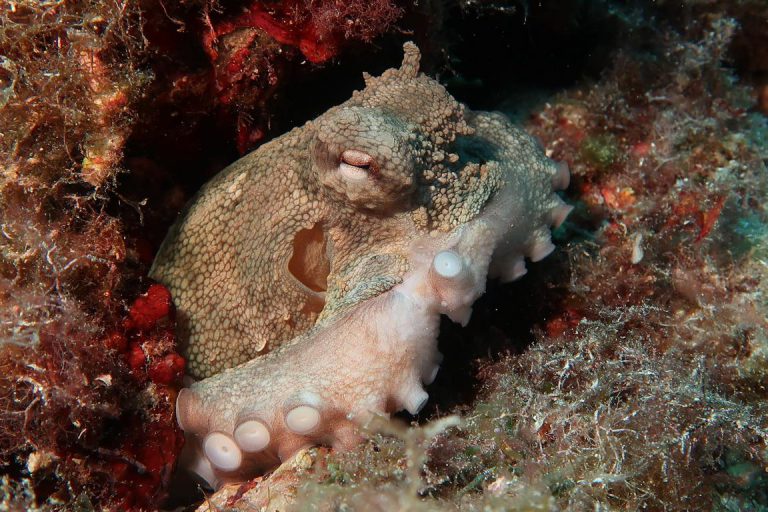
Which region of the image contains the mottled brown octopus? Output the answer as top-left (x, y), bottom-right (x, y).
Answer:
top-left (151, 43), bottom-right (571, 488)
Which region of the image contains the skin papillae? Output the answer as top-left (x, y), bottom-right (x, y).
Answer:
top-left (150, 42), bottom-right (571, 488)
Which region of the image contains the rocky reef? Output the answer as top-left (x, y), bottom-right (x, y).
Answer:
top-left (1, 1), bottom-right (766, 510)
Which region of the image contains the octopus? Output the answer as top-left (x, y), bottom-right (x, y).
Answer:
top-left (150, 42), bottom-right (572, 488)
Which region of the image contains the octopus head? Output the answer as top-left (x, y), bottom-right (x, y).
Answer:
top-left (312, 106), bottom-right (418, 212)
top-left (310, 42), bottom-right (480, 218)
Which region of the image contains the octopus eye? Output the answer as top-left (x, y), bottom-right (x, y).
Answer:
top-left (339, 149), bottom-right (374, 182)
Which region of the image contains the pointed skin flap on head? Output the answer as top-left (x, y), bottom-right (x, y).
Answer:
top-left (399, 42), bottom-right (421, 78)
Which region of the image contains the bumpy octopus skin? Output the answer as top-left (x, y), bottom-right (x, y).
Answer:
top-left (150, 43), bottom-right (571, 488)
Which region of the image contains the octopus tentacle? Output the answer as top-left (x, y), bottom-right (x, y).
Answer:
top-left (176, 255), bottom-right (447, 487)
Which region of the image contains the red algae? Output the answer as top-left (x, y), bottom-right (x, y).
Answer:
top-left (199, 0), bottom-right (403, 152)
top-left (125, 284), bottom-right (173, 332)
top-left (0, 0), bottom-right (188, 506)
top-left (204, 0), bottom-right (403, 64)
top-left (0, 283), bottom-right (184, 509)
